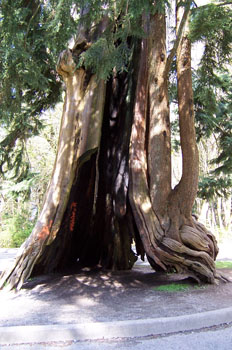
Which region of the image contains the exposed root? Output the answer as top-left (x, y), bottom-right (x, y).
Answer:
top-left (141, 220), bottom-right (224, 284)
top-left (215, 271), bottom-right (232, 283)
top-left (193, 219), bottom-right (219, 259)
top-left (180, 225), bottom-right (211, 253)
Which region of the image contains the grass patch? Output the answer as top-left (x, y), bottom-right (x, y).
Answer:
top-left (215, 261), bottom-right (232, 269)
top-left (152, 282), bottom-right (206, 292)
top-left (153, 283), bottom-right (190, 292)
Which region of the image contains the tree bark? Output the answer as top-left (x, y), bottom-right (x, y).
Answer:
top-left (130, 3), bottom-right (222, 283)
top-left (148, 11), bottom-right (171, 219)
top-left (0, 49), bottom-right (106, 290)
top-left (129, 13), bottom-right (167, 271)
top-left (163, 0), bottom-right (219, 282)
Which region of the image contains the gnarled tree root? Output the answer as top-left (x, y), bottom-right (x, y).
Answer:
top-left (147, 218), bottom-right (231, 284)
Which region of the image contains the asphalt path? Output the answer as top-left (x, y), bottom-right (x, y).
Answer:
top-left (0, 239), bottom-right (232, 349)
top-left (1, 323), bottom-right (232, 350)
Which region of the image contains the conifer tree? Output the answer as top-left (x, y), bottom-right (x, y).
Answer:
top-left (190, 1), bottom-right (232, 199)
top-left (0, 0), bottom-right (231, 289)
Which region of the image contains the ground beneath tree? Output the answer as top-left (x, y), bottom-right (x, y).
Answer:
top-left (0, 243), bottom-right (232, 328)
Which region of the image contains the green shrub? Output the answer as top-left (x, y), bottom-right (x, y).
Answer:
top-left (11, 215), bottom-right (34, 247)
top-left (0, 211), bottom-right (34, 248)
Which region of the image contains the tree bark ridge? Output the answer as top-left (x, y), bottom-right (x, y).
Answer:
top-left (148, 11), bottom-right (171, 218)
top-left (0, 50), bottom-right (106, 289)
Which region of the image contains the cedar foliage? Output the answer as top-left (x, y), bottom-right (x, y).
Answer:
top-left (190, 2), bottom-right (232, 200)
top-left (1, 0), bottom-right (231, 183)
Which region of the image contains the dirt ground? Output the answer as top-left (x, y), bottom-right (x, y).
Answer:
top-left (0, 261), bottom-right (232, 328)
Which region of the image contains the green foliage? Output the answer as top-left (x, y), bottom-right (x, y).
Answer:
top-left (193, 71), bottom-right (232, 198)
top-left (0, 0), bottom-right (170, 178)
top-left (189, 3), bottom-right (232, 199)
top-left (76, 0), bottom-right (159, 79)
top-left (193, 70), bottom-right (232, 136)
top-left (190, 3), bottom-right (232, 66)
top-left (0, 105), bottom-right (60, 248)
top-left (79, 38), bottom-right (131, 80)
top-left (0, 211), bottom-right (34, 248)
top-left (0, 0), bottom-right (75, 180)
top-left (191, 2), bottom-right (232, 140)
top-left (1, 0), bottom-right (232, 197)
top-left (215, 260), bottom-right (232, 269)
top-left (198, 176), bottom-right (232, 200)
top-left (211, 82), bottom-right (232, 175)
top-left (153, 0), bottom-right (170, 14)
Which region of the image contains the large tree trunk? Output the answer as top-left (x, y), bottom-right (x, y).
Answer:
top-left (129, 3), bottom-right (221, 283)
top-left (0, 30), bottom-right (141, 290)
top-left (0, 2), bottom-right (225, 290)
top-left (0, 48), bottom-right (106, 289)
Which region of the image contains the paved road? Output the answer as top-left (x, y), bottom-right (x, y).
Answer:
top-left (1, 323), bottom-right (232, 350)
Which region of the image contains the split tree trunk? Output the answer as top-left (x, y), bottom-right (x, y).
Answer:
top-left (0, 28), bottom-right (140, 290)
top-left (0, 48), bottom-right (106, 289)
top-left (0, 2), bottom-right (225, 290)
top-left (129, 3), bottom-right (221, 283)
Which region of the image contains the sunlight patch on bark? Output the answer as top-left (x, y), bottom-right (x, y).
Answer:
top-left (141, 200), bottom-right (152, 213)
top-left (150, 120), bottom-right (165, 138)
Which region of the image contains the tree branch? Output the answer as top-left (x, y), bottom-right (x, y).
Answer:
top-left (165, 0), bottom-right (232, 77)
top-left (24, 2), bottom-right (41, 48)
top-left (164, 0), bottom-right (192, 78)
top-left (192, 1), bottom-right (232, 12)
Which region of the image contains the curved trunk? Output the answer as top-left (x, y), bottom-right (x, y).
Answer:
top-left (160, 2), bottom-right (218, 282)
top-left (129, 5), bottom-right (222, 283)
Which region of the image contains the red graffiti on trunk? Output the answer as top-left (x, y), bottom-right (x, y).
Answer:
top-left (70, 202), bottom-right (77, 232)
top-left (37, 220), bottom-right (53, 240)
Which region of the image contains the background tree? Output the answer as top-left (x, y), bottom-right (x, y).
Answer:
top-left (0, 0), bottom-right (232, 290)
top-left (191, 2), bottom-right (232, 234)
top-left (0, 106), bottom-right (60, 248)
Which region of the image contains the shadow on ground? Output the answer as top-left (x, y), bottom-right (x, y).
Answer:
top-left (0, 262), bottom-right (232, 328)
